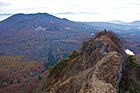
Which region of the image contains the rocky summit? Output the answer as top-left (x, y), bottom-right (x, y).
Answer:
top-left (42, 31), bottom-right (127, 93)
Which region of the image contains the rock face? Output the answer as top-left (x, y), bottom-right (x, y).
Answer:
top-left (44, 31), bottom-right (126, 93)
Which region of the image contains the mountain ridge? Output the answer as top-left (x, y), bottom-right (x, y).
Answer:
top-left (0, 13), bottom-right (95, 63)
top-left (41, 31), bottom-right (127, 93)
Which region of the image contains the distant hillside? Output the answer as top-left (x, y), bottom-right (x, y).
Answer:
top-left (108, 20), bottom-right (126, 24)
top-left (128, 21), bottom-right (140, 26)
top-left (0, 13), bottom-right (95, 66)
top-left (83, 21), bottom-right (140, 33)
top-left (0, 56), bottom-right (47, 93)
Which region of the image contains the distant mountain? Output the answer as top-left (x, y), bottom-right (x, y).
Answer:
top-left (83, 21), bottom-right (140, 33)
top-left (0, 13), bottom-right (13, 21)
top-left (108, 20), bottom-right (126, 24)
top-left (108, 20), bottom-right (140, 26)
top-left (0, 13), bottom-right (95, 66)
top-left (127, 21), bottom-right (140, 26)
top-left (0, 13), bottom-right (95, 34)
top-left (83, 22), bottom-right (129, 33)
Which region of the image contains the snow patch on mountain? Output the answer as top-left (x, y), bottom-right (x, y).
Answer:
top-left (125, 49), bottom-right (134, 55)
top-left (65, 27), bottom-right (71, 30)
top-left (34, 26), bottom-right (46, 31)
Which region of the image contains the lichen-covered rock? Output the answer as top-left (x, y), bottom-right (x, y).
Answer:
top-left (43, 31), bottom-right (126, 93)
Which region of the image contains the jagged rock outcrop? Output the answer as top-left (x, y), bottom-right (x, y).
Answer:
top-left (43, 31), bottom-right (127, 93)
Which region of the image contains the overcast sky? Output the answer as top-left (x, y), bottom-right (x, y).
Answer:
top-left (0, 0), bottom-right (140, 22)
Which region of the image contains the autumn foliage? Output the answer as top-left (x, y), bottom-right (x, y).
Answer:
top-left (0, 56), bottom-right (47, 93)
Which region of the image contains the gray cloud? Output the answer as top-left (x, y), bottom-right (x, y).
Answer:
top-left (56, 12), bottom-right (76, 15)
top-left (55, 12), bottom-right (99, 15)
top-left (0, 13), bottom-right (13, 15)
top-left (0, 2), bottom-right (11, 7)
top-left (79, 12), bottom-right (99, 15)
top-left (11, 7), bottom-right (48, 11)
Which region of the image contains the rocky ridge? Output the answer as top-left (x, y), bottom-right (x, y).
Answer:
top-left (42, 31), bottom-right (127, 93)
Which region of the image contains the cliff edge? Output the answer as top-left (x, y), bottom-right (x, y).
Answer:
top-left (43, 31), bottom-right (127, 93)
